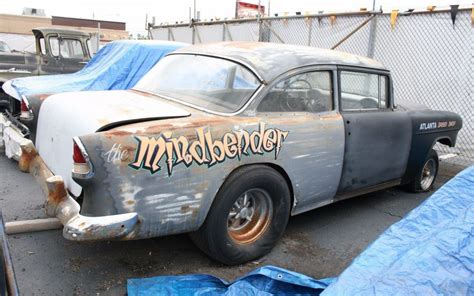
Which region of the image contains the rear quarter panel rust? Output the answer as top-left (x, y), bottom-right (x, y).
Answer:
top-left (77, 111), bottom-right (345, 239)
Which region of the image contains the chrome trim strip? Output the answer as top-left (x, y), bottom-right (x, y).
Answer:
top-left (166, 51), bottom-right (265, 83)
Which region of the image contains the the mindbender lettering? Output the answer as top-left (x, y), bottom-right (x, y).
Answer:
top-left (129, 123), bottom-right (289, 175)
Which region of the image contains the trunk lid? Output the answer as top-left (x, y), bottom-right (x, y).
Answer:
top-left (36, 90), bottom-right (190, 196)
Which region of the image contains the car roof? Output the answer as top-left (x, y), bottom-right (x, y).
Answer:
top-left (173, 42), bottom-right (387, 82)
top-left (33, 27), bottom-right (90, 37)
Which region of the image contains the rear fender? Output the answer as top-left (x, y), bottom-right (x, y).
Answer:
top-left (73, 118), bottom-right (294, 239)
top-left (401, 111), bottom-right (462, 184)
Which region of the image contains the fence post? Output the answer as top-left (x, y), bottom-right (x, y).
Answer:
top-left (224, 23), bottom-right (233, 41)
top-left (367, 14), bottom-right (378, 58)
top-left (222, 23), bottom-right (226, 41)
top-left (307, 17), bottom-right (313, 46)
top-left (262, 20), bottom-right (285, 43)
top-left (194, 25), bottom-right (202, 43)
top-left (258, 19), bottom-right (262, 42)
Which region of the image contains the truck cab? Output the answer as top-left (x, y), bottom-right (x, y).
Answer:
top-left (32, 28), bottom-right (91, 75)
top-left (0, 27), bottom-right (91, 113)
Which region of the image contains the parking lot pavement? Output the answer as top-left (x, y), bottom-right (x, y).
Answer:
top-left (0, 154), bottom-right (464, 295)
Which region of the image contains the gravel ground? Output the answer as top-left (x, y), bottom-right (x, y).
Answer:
top-left (0, 154), bottom-right (464, 295)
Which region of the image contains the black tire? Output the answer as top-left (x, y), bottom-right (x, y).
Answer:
top-left (0, 86), bottom-right (9, 113)
top-left (190, 165), bottom-right (291, 265)
top-left (406, 149), bottom-right (439, 193)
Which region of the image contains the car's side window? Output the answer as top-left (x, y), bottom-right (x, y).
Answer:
top-left (340, 71), bottom-right (389, 110)
top-left (39, 38), bottom-right (46, 55)
top-left (257, 71), bottom-right (333, 113)
top-left (49, 36), bottom-right (60, 57)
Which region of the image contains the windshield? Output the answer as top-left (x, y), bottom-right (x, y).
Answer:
top-left (134, 54), bottom-right (261, 113)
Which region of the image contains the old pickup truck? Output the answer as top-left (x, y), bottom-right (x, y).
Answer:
top-left (0, 42), bottom-right (463, 265)
top-left (0, 40), bottom-right (186, 150)
top-left (0, 27), bottom-right (91, 112)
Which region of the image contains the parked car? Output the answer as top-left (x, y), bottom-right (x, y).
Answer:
top-left (0, 42), bottom-right (462, 265)
top-left (1, 40), bottom-right (187, 149)
top-left (0, 28), bottom-right (92, 112)
top-left (0, 41), bottom-right (11, 53)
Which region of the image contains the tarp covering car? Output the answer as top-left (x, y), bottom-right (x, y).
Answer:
top-left (2, 40), bottom-right (187, 100)
top-left (127, 165), bottom-right (474, 295)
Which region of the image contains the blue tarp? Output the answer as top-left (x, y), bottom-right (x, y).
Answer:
top-left (128, 166), bottom-right (474, 295)
top-left (322, 165), bottom-right (474, 295)
top-left (128, 265), bottom-right (333, 296)
top-left (4, 40), bottom-right (186, 99)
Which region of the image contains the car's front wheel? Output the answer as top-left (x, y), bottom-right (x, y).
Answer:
top-left (190, 165), bottom-right (291, 265)
top-left (406, 149), bottom-right (439, 193)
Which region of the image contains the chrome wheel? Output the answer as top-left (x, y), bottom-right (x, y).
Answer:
top-left (227, 189), bottom-right (273, 244)
top-left (420, 159), bottom-right (436, 190)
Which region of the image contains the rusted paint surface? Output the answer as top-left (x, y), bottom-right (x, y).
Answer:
top-left (172, 42), bottom-right (387, 83)
top-left (77, 107), bottom-right (345, 239)
top-left (18, 143), bottom-right (37, 173)
top-left (46, 177), bottom-right (68, 206)
top-left (15, 140), bottom-right (140, 241)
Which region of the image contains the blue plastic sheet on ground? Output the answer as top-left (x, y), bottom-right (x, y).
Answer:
top-left (127, 265), bottom-right (334, 296)
top-left (128, 166), bottom-right (474, 295)
top-left (322, 165), bottom-right (474, 295)
top-left (5, 40), bottom-right (186, 99)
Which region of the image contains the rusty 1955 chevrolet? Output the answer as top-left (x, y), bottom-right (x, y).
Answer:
top-left (0, 42), bottom-right (462, 265)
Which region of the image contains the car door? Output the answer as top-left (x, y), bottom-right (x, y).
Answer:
top-left (254, 66), bottom-right (345, 214)
top-left (336, 67), bottom-right (412, 197)
top-left (40, 34), bottom-right (63, 74)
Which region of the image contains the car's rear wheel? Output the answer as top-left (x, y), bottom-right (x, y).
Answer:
top-left (190, 165), bottom-right (291, 265)
top-left (406, 149), bottom-right (439, 193)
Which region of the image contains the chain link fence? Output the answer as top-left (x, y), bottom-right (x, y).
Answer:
top-left (150, 9), bottom-right (474, 166)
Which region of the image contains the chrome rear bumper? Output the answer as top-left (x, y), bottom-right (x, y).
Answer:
top-left (0, 112), bottom-right (29, 161)
top-left (1, 112), bottom-right (139, 241)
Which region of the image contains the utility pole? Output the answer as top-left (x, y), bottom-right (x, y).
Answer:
top-left (257, 0), bottom-right (261, 22)
top-left (235, 0), bottom-right (238, 18)
top-left (194, 0), bottom-right (197, 19)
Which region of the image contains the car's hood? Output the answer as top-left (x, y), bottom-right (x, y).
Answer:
top-left (36, 90), bottom-right (190, 196)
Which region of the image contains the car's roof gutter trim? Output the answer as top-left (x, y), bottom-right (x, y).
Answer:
top-left (166, 51), bottom-right (266, 84)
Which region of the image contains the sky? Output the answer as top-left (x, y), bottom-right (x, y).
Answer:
top-left (1, 0), bottom-right (472, 35)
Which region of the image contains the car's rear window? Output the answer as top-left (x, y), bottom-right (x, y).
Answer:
top-left (134, 55), bottom-right (261, 113)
